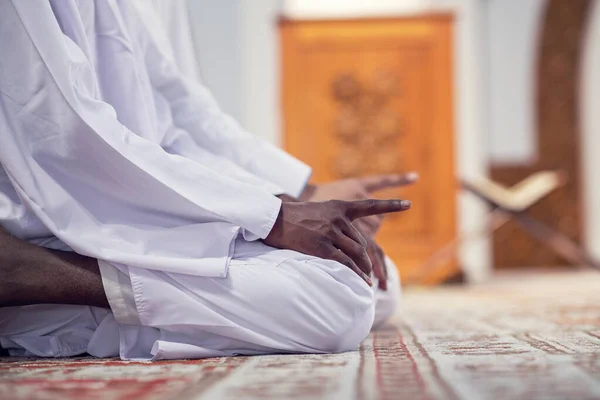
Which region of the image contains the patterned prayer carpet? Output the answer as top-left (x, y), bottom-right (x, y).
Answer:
top-left (2, 270), bottom-right (600, 400)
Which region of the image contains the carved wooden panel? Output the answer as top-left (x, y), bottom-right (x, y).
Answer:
top-left (280, 16), bottom-right (457, 284)
top-left (491, 0), bottom-right (591, 268)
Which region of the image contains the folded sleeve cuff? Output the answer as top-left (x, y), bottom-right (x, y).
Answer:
top-left (98, 260), bottom-right (141, 326)
top-left (242, 194), bottom-right (282, 240)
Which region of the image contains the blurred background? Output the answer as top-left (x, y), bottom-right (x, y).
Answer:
top-left (146, 0), bottom-right (600, 285)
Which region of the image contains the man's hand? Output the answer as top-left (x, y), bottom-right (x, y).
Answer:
top-left (305, 173), bottom-right (418, 203)
top-left (302, 172), bottom-right (418, 238)
top-left (366, 237), bottom-right (388, 290)
top-left (263, 199), bottom-right (411, 285)
top-left (352, 219), bottom-right (389, 290)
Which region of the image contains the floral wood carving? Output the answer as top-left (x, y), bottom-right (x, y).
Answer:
top-left (331, 72), bottom-right (402, 178)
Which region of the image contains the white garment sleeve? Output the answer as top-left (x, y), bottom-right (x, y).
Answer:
top-left (133, 12), bottom-right (312, 198)
top-left (0, 1), bottom-right (281, 276)
top-left (161, 127), bottom-right (286, 240)
top-left (161, 125), bottom-right (286, 196)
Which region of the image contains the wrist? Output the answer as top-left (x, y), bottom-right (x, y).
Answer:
top-left (298, 184), bottom-right (317, 201)
top-left (276, 193), bottom-right (299, 203)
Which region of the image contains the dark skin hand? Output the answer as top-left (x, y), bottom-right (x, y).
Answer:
top-left (353, 216), bottom-right (389, 290)
top-left (297, 173), bottom-right (419, 290)
top-left (302, 173), bottom-right (418, 238)
top-left (363, 229), bottom-right (389, 290)
top-left (275, 194), bottom-right (389, 286)
top-left (263, 199), bottom-right (411, 285)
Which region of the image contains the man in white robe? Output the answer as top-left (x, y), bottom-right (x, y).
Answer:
top-left (0, 0), bottom-right (414, 360)
top-left (129, 0), bottom-right (201, 81)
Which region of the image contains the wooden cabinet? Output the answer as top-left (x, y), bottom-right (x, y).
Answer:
top-left (280, 15), bottom-right (458, 284)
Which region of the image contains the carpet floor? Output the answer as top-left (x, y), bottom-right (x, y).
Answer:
top-left (2, 270), bottom-right (600, 400)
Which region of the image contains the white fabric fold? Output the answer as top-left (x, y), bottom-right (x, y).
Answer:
top-left (0, 0), bottom-right (289, 276)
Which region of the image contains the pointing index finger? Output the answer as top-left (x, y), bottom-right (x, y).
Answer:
top-left (359, 172), bottom-right (419, 193)
top-left (344, 199), bottom-right (412, 220)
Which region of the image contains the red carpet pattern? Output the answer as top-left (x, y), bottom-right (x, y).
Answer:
top-left (2, 271), bottom-right (600, 399)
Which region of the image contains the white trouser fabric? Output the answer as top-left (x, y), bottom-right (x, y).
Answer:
top-left (0, 238), bottom-right (400, 360)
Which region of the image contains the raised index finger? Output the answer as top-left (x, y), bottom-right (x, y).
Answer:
top-left (359, 172), bottom-right (419, 193)
top-left (344, 199), bottom-right (412, 220)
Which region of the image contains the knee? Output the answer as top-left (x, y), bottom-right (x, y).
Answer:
top-left (304, 291), bottom-right (375, 354)
top-left (327, 300), bottom-right (375, 353)
top-left (277, 258), bottom-right (375, 353)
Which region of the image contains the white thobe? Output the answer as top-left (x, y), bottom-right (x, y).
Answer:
top-left (129, 0), bottom-right (200, 81)
top-left (0, 0), bottom-right (310, 269)
top-left (0, 0), bottom-right (399, 360)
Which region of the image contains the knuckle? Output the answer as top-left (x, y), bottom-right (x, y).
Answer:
top-left (359, 236), bottom-right (368, 247)
top-left (316, 237), bottom-right (331, 248)
top-left (361, 249), bottom-right (370, 260)
top-left (358, 199), bottom-right (375, 211)
top-left (338, 256), bottom-right (352, 268)
top-left (330, 249), bottom-right (341, 259)
top-left (326, 199), bottom-right (343, 209)
top-left (351, 240), bottom-right (365, 253)
top-left (327, 226), bottom-right (342, 240)
top-left (332, 216), bottom-right (345, 226)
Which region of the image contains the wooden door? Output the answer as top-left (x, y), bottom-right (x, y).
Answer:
top-left (280, 15), bottom-right (457, 284)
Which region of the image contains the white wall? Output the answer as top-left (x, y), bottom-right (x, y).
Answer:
top-left (582, 0), bottom-right (600, 260)
top-left (187, 0), bottom-right (283, 145)
top-left (429, 0), bottom-right (492, 283)
top-left (485, 0), bottom-right (546, 165)
top-left (239, 1), bottom-right (282, 145)
top-left (187, 0), bottom-right (244, 120)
